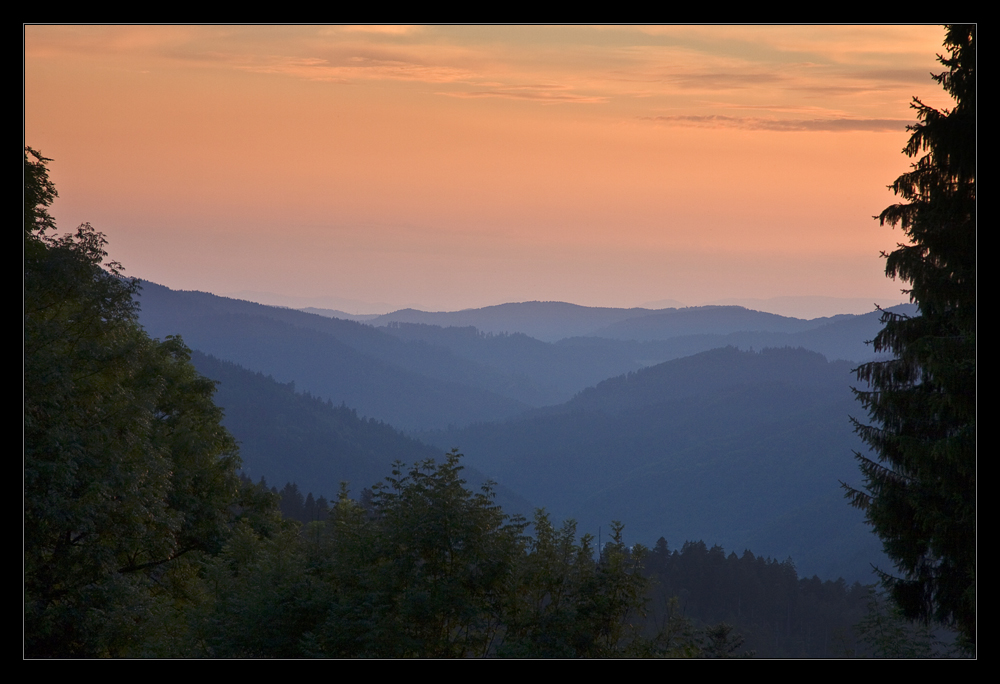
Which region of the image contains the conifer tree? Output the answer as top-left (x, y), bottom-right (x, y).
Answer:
top-left (844, 25), bottom-right (975, 648)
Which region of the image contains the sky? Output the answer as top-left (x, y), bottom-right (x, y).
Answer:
top-left (25, 25), bottom-right (952, 317)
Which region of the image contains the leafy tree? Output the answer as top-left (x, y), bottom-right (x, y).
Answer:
top-left (171, 519), bottom-right (318, 658)
top-left (281, 453), bottom-right (669, 658)
top-left (499, 515), bottom-right (654, 657)
top-left (303, 451), bottom-right (527, 657)
top-left (24, 148), bottom-right (259, 656)
top-left (844, 26), bottom-right (975, 649)
top-left (24, 147), bottom-right (57, 236)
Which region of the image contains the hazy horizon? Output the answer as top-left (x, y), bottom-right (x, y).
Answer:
top-left (223, 288), bottom-right (905, 320)
top-left (27, 25), bottom-right (943, 313)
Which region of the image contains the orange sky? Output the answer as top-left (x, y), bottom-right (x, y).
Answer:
top-left (25, 25), bottom-right (951, 315)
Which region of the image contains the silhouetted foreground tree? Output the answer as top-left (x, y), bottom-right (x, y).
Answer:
top-left (24, 148), bottom-right (272, 657)
top-left (844, 25), bottom-right (976, 650)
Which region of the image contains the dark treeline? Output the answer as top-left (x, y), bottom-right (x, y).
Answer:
top-left (127, 455), bottom-right (753, 658)
top-left (210, 470), bottom-right (920, 658)
top-left (263, 474), bottom-right (877, 658)
top-left (642, 539), bottom-right (869, 658)
top-left (251, 477), bottom-right (330, 525)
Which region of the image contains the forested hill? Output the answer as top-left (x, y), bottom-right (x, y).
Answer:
top-left (422, 346), bottom-right (887, 582)
top-left (138, 281), bottom-right (912, 429)
top-left (190, 351), bottom-right (534, 515)
top-left (373, 306), bottom-right (912, 404)
top-left (591, 305), bottom-right (850, 340)
top-left (190, 351), bottom-right (438, 497)
top-left (560, 346), bottom-right (854, 416)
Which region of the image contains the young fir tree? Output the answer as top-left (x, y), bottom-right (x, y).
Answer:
top-left (844, 25), bottom-right (975, 649)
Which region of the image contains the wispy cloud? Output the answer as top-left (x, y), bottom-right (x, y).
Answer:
top-left (26, 25), bottom-right (943, 116)
top-left (235, 54), bottom-right (474, 84)
top-left (441, 84), bottom-right (607, 104)
top-left (332, 25), bottom-right (424, 36)
top-left (641, 114), bottom-right (909, 132)
top-left (659, 72), bottom-right (788, 90)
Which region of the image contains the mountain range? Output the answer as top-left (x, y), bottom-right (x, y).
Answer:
top-left (136, 281), bottom-right (902, 581)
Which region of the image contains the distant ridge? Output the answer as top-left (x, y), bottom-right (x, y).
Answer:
top-left (370, 300), bottom-right (914, 355)
top-left (704, 295), bottom-right (907, 319)
top-left (136, 281), bottom-right (535, 431)
top-left (370, 301), bottom-right (673, 342)
top-left (300, 307), bottom-right (382, 322)
top-left (227, 290), bottom-right (403, 314)
top-left (591, 305), bottom-right (854, 341)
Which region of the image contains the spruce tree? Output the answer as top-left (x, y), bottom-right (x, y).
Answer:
top-left (844, 25), bottom-right (975, 648)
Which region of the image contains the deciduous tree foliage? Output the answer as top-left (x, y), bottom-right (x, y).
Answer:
top-left (300, 453), bottom-right (529, 657)
top-left (24, 148), bottom-right (256, 657)
top-left (844, 26), bottom-right (975, 648)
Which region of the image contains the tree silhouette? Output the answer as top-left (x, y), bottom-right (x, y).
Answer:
top-left (844, 25), bottom-right (976, 649)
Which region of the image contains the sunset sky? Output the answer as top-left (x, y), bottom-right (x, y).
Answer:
top-left (25, 25), bottom-right (951, 317)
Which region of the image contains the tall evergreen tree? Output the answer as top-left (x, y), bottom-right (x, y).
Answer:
top-left (844, 26), bottom-right (975, 648)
